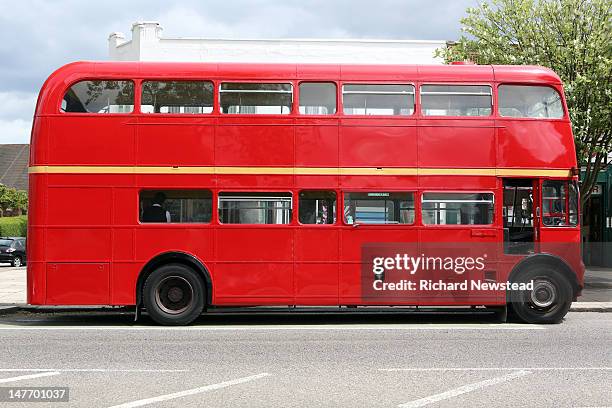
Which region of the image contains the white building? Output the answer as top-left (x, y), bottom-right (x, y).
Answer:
top-left (108, 21), bottom-right (447, 64)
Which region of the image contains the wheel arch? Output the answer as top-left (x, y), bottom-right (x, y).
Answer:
top-left (508, 253), bottom-right (580, 299)
top-left (136, 251), bottom-right (212, 308)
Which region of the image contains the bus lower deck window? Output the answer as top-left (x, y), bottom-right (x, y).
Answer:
top-left (542, 180), bottom-right (578, 226)
top-left (218, 193), bottom-right (292, 224)
top-left (299, 191), bottom-right (336, 224)
top-left (422, 192), bottom-right (494, 225)
top-left (344, 192), bottom-right (415, 224)
top-left (139, 190), bottom-right (212, 223)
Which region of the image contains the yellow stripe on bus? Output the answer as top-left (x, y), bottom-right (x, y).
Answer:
top-left (28, 165), bottom-right (572, 178)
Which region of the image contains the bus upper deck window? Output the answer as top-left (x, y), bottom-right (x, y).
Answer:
top-left (61, 80), bottom-right (134, 113)
top-left (141, 81), bottom-right (213, 114)
top-left (498, 85), bottom-right (563, 118)
top-left (421, 85), bottom-right (492, 116)
top-left (220, 83), bottom-right (292, 114)
top-left (343, 84), bottom-right (414, 116)
top-left (299, 83), bottom-right (336, 115)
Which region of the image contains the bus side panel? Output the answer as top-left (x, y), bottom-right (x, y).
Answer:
top-left (340, 228), bottom-right (419, 304)
top-left (215, 120), bottom-right (294, 167)
top-left (294, 228), bottom-right (339, 304)
top-left (214, 227), bottom-right (293, 304)
top-left (27, 173), bottom-right (47, 305)
top-left (46, 116), bottom-right (135, 165)
top-left (136, 118), bottom-right (215, 166)
top-left (339, 122), bottom-right (417, 168)
top-left (497, 120), bottom-right (575, 169)
top-left (418, 119), bottom-right (495, 168)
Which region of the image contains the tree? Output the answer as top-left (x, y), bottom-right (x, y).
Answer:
top-left (437, 0), bottom-right (611, 206)
top-left (0, 184), bottom-right (28, 216)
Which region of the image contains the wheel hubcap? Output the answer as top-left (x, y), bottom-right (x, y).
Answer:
top-left (14, 258), bottom-right (21, 267)
top-left (154, 276), bottom-right (193, 315)
top-left (530, 279), bottom-right (556, 308)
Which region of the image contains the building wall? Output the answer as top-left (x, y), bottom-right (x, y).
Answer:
top-left (109, 22), bottom-right (446, 64)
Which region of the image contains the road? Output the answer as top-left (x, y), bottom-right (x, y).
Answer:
top-left (0, 311), bottom-right (610, 407)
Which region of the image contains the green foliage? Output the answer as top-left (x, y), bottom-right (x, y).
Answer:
top-left (0, 215), bottom-right (27, 237)
top-left (437, 0), bottom-right (611, 204)
top-left (0, 184), bottom-right (28, 215)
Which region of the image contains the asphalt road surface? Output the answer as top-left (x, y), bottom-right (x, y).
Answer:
top-left (0, 311), bottom-right (610, 408)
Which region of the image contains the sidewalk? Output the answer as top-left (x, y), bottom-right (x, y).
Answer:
top-left (1, 264), bottom-right (611, 311)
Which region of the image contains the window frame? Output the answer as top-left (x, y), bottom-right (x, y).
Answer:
top-left (137, 188), bottom-right (214, 225)
top-left (297, 190), bottom-right (338, 226)
top-left (60, 79), bottom-right (136, 115)
top-left (297, 81), bottom-right (338, 116)
top-left (218, 81), bottom-right (295, 115)
top-left (139, 79), bottom-right (215, 115)
top-left (419, 83), bottom-right (493, 118)
top-left (540, 178), bottom-right (579, 228)
top-left (342, 191), bottom-right (417, 226)
top-left (341, 83), bottom-right (416, 117)
top-left (217, 191), bottom-right (294, 225)
top-left (496, 83), bottom-right (566, 120)
top-left (420, 190), bottom-right (496, 227)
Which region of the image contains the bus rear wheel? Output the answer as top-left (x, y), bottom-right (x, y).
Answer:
top-left (509, 266), bottom-right (572, 324)
top-left (143, 264), bottom-right (205, 325)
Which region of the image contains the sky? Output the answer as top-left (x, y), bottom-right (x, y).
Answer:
top-left (0, 0), bottom-right (477, 144)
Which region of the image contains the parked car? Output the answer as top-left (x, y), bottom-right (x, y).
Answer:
top-left (0, 237), bottom-right (26, 267)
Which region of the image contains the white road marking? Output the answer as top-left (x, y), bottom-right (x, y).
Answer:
top-left (0, 324), bottom-right (546, 331)
top-left (381, 367), bottom-right (612, 372)
top-left (107, 372), bottom-right (271, 408)
top-left (398, 370), bottom-right (531, 408)
top-left (0, 371), bottom-right (60, 384)
top-left (0, 369), bottom-right (188, 373)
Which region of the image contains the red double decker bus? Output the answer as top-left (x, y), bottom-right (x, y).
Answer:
top-left (28, 61), bottom-right (584, 325)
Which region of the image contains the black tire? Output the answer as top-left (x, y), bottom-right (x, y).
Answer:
top-left (142, 264), bottom-right (205, 326)
top-left (11, 256), bottom-right (22, 268)
top-left (509, 265), bottom-right (572, 324)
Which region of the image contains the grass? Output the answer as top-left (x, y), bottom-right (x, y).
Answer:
top-left (0, 215), bottom-right (27, 237)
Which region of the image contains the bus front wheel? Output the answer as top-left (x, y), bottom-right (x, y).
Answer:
top-left (143, 264), bottom-right (205, 326)
top-left (509, 266), bottom-right (572, 324)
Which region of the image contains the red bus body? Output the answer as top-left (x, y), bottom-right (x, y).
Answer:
top-left (27, 62), bottom-right (584, 310)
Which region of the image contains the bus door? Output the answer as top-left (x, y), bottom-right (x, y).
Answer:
top-left (502, 179), bottom-right (540, 255)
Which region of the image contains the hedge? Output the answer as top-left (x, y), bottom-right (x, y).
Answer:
top-left (0, 216), bottom-right (27, 237)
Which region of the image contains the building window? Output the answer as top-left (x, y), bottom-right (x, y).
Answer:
top-left (422, 192), bottom-right (494, 225)
top-left (218, 193), bottom-right (292, 224)
top-left (420, 85), bottom-right (492, 116)
top-left (141, 81), bottom-right (213, 114)
top-left (61, 80), bottom-right (134, 113)
top-left (139, 190), bottom-right (212, 223)
top-left (299, 82), bottom-right (336, 115)
top-left (299, 191), bottom-right (336, 224)
top-left (342, 84), bottom-right (414, 116)
top-left (343, 192), bottom-right (415, 224)
top-left (498, 85), bottom-right (564, 118)
top-left (219, 83), bottom-right (292, 114)
top-left (542, 180), bottom-right (579, 226)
